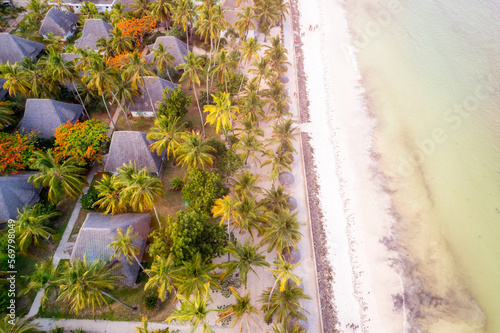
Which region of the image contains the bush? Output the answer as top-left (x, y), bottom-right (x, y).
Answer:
top-left (144, 293), bottom-right (159, 311)
top-left (199, 90), bottom-right (214, 109)
top-left (182, 168), bottom-right (228, 213)
top-left (51, 328), bottom-right (64, 333)
top-left (216, 148), bottom-right (243, 177)
top-left (166, 25), bottom-right (186, 40)
top-left (206, 138), bottom-right (227, 158)
top-left (183, 120), bottom-right (193, 130)
top-left (0, 132), bottom-right (38, 174)
top-left (158, 67), bottom-right (181, 83)
top-left (80, 186), bottom-right (99, 210)
top-left (74, 329), bottom-right (86, 333)
top-left (216, 73), bottom-right (247, 95)
top-left (33, 136), bottom-right (55, 151)
top-left (170, 177), bottom-right (183, 191)
top-left (157, 86), bottom-right (192, 122)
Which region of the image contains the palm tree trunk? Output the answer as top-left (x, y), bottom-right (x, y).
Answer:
top-left (143, 75), bottom-right (158, 119)
top-left (100, 289), bottom-right (137, 311)
top-left (101, 94), bottom-right (117, 130)
top-left (72, 82), bottom-right (90, 119)
top-left (153, 203), bottom-right (161, 227)
top-left (206, 38), bottom-right (213, 105)
top-left (132, 253), bottom-right (151, 277)
top-left (267, 278), bottom-right (279, 310)
top-left (192, 83), bottom-right (205, 137)
top-left (110, 91), bottom-right (133, 130)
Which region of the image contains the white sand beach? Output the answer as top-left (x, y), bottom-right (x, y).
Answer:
top-left (294, 0), bottom-right (407, 331)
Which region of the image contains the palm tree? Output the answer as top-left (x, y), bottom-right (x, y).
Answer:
top-left (231, 169), bottom-right (260, 199)
top-left (148, 0), bottom-right (172, 27)
top-left (174, 253), bottom-right (220, 299)
top-left (248, 57), bottom-right (271, 92)
top-left (261, 185), bottom-right (292, 213)
top-left (144, 254), bottom-right (178, 301)
top-left (264, 37), bottom-right (290, 75)
top-left (110, 3), bottom-right (130, 25)
top-left (235, 118), bottom-right (264, 138)
top-left (218, 288), bottom-right (262, 332)
top-left (172, 0), bottom-right (197, 47)
top-left (234, 133), bottom-right (264, 166)
top-left (269, 119), bottom-right (298, 153)
top-left (177, 52), bottom-right (206, 136)
top-left (26, 0), bottom-right (48, 20)
top-left (94, 174), bottom-right (125, 215)
top-left (111, 74), bottom-right (140, 130)
top-left (204, 92), bottom-right (239, 138)
top-left (269, 100), bottom-right (291, 121)
top-left (109, 225), bottom-right (148, 274)
top-left (212, 194), bottom-right (240, 246)
top-left (212, 49), bottom-right (236, 94)
top-left (0, 61), bottom-right (30, 97)
top-left (254, 0), bottom-right (279, 28)
top-left (14, 203), bottom-right (59, 254)
top-left (259, 283), bottom-right (311, 324)
top-left (166, 293), bottom-right (217, 333)
top-left (261, 208), bottom-right (303, 255)
top-left (175, 131), bottom-right (215, 170)
top-left (130, 0), bottom-right (150, 18)
top-left (147, 116), bottom-right (185, 160)
top-left (239, 90), bottom-right (266, 125)
top-left (235, 6), bottom-right (256, 39)
top-left (42, 50), bottom-right (90, 119)
top-left (273, 0), bottom-right (290, 29)
top-left (262, 149), bottom-right (293, 178)
top-left (56, 255), bottom-right (136, 314)
top-left (0, 315), bottom-right (38, 333)
top-left (220, 240), bottom-right (269, 289)
top-left (233, 195), bottom-right (264, 239)
top-left (152, 42), bottom-right (175, 82)
top-left (121, 167), bottom-right (165, 224)
top-left (22, 259), bottom-right (58, 309)
top-left (135, 316), bottom-right (150, 333)
top-left (109, 27), bottom-right (134, 54)
top-left (28, 150), bottom-right (87, 204)
top-left (96, 36), bottom-right (116, 58)
top-left (0, 101), bottom-right (15, 130)
top-left (263, 76), bottom-right (288, 107)
top-left (80, 1), bottom-right (98, 19)
top-left (266, 254), bottom-right (302, 309)
top-left (83, 57), bottom-right (118, 130)
top-left (237, 37), bottom-right (261, 99)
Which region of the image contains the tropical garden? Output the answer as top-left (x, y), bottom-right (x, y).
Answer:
top-left (0, 0), bottom-right (311, 332)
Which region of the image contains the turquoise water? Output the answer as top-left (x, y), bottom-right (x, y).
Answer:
top-left (346, 0), bottom-right (500, 331)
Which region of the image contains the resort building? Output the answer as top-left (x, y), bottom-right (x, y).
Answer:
top-left (71, 212), bottom-right (151, 286)
top-left (39, 7), bottom-right (79, 41)
top-left (19, 99), bottom-right (84, 138)
top-left (127, 76), bottom-right (177, 117)
top-left (103, 131), bottom-right (165, 176)
top-left (0, 172), bottom-right (42, 222)
top-left (0, 33), bottom-right (44, 64)
top-left (145, 36), bottom-right (189, 68)
top-left (74, 19), bottom-right (113, 50)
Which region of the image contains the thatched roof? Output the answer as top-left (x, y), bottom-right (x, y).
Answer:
top-left (39, 7), bottom-right (78, 38)
top-left (222, 8), bottom-right (258, 30)
top-left (0, 33), bottom-right (44, 64)
top-left (74, 19), bottom-right (112, 50)
top-left (70, 212), bottom-right (151, 286)
top-left (127, 76), bottom-right (177, 114)
top-left (0, 78), bottom-right (7, 100)
top-left (145, 36), bottom-right (189, 68)
top-left (0, 172), bottom-right (41, 222)
top-left (19, 99), bottom-right (83, 138)
top-left (61, 52), bottom-right (80, 62)
top-left (103, 131), bottom-right (165, 175)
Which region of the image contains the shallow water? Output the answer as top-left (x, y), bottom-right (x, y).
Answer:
top-left (345, 0), bottom-right (500, 331)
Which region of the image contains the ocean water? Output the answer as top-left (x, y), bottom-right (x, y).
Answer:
top-left (345, 0), bottom-right (500, 332)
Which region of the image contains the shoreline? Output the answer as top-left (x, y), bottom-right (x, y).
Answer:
top-left (294, 0), bottom-right (410, 332)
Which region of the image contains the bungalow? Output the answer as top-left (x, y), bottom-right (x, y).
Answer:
top-left (74, 19), bottom-right (112, 51)
top-left (0, 33), bottom-right (44, 64)
top-left (144, 36), bottom-right (189, 68)
top-left (221, 8), bottom-right (258, 39)
top-left (18, 99), bottom-right (84, 138)
top-left (127, 76), bottom-right (177, 117)
top-left (103, 131), bottom-right (165, 176)
top-left (39, 7), bottom-right (79, 41)
top-left (0, 172), bottom-right (42, 222)
top-left (51, 0), bottom-right (117, 13)
top-left (71, 212), bottom-right (151, 286)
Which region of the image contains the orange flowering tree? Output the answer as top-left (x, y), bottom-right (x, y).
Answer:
top-left (107, 51), bottom-right (133, 68)
top-left (52, 119), bottom-right (109, 166)
top-left (116, 15), bottom-right (158, 47)
top-left (0, 132), bottom-right (38, 174)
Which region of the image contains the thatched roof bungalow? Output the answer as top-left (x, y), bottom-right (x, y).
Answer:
top-left (39, 7), bottom-right (79, 40)
top-left (0, 33), bottom-right (44, 64)
top-left (74, 19), bottom-right (112, 50)
top-left (0, 172), bottom-right (41, 222)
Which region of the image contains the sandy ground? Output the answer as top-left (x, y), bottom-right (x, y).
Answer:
top-left (292, 0), bottom-right (409, 332)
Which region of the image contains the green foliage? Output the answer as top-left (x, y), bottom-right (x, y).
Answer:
top-left (157, 86), bottom-right (192, 122)
top-left (216, 148), bottom-right (243, 178)
top-left (51, 327), bottom-right (64, 333)
top-left (73, 329), bottom-right (86, 333)
top-left (218, 274), bottom-right (242, 298)
top-left (199, 90), bottom-right (214, 109)
top-left (80, 186), bottom-right (100, 210)
top-left (182, 168), bottom-right (229, 213)
top-left (148, 223), bottom-right (171, 259)
top-left (144, 293), bottom-right (159, 311)
top-left (216, 73), bottom-right (247, 95)
top-left (0, 131), bottom-right (38, 174)
top-left (166, 25), bottom-right (186, 40)
top-left (170, 177), bottom-right (183, 191)
top-left (158, 67), bottom-right (181, 83)
top-left (33, 136), bottom-right (55, 151)
top-left (167, 209), bottom-right (228, 265)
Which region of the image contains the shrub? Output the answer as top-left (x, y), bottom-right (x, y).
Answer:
top-left (170, 177), bottom-right (183, 191)
top-left (74, 329), bottom-right (86, 333)
top-left (0, 131), bottom-right (38, 174)
top-left (216, 74), bottom-right (247, 95)
top-left (216, 148), bottom-right (243, 177)
top-left (166, 25), bottom-right (186, 40)
top-left (182, 168), bottom-right (228, 213)
top-left (158, 67), bottom-right (181, 83)
top-left (144, 293), bottom-right (159, 311)
top-left (157, 86), bottom-right (192, 122)
top-left (199, 90), bottom-right (214, 109)
top-left (51, 328), bottom-right (64, 333)
top-left (80, 186), bottom-right (99, 210)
